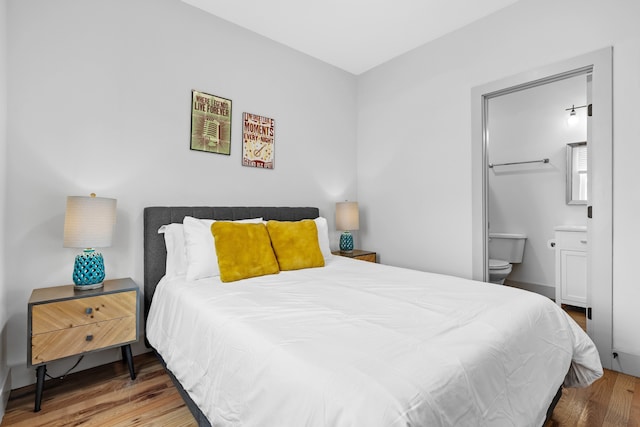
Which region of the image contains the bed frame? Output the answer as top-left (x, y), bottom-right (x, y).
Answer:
top-left (142, 205), bottom-right (561, 427)
top-left (143, 206), bottom-right (319, 425)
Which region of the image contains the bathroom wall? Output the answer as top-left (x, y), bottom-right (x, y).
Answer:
top-left (487, 75), bottom-right (587, 294)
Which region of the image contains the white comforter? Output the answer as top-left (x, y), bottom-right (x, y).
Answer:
top-left (146, 256), bottom-right (602, 427)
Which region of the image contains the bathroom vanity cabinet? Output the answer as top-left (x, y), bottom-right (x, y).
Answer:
top-left (554, 226), bottom-right (587, 308)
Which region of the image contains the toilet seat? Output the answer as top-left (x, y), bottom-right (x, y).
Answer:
top-left (488, 259), bottom-right (513, 285)
top-left (489, 259), bottom-right (510, 270)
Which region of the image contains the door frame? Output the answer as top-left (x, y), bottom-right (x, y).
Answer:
top-left (470, 47), bottom-right (613, 369)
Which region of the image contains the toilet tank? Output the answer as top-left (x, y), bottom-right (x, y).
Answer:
top-left (488, 233), bottom-right (527, 263)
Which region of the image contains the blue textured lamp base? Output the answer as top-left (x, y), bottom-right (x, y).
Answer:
top-left (339, 231), bottom-right (354, 253)
top-left (73, 249), bottom-right (105, 290)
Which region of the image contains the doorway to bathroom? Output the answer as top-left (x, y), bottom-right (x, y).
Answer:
top-left (471, 47), bottom-right (613, 369)
top-left (486, 74), bottom-right (588, 296)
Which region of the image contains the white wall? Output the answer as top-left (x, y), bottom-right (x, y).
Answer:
top-left (488, 75), bottom-right (587, 291)
top-left (0, 0), bottom-right (9, 417)
top-left (5, 0), bottom-right (357, 388)
top-left (357, 0), bottom-right (640, 359)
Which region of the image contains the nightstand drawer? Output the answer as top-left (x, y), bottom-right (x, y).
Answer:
top-left (31, 316), bottom-right (136, 365)
top-left (31, 291), bottom-right (137, 334)
top-left (332, 249), bottom-right (377, 263)
top-left (355, 253), bottom-right (376, 263)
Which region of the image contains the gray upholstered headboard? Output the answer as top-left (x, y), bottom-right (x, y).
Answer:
top-left (143, 206), bottom-right (320, 321)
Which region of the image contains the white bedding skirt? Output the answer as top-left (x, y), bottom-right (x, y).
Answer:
top-left (146, 256), bottom-right (602, 427)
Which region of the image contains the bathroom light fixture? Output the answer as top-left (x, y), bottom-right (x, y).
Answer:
top-left (335, 201), bottom-right (359, 253)
top-left (565, 104), bottom-right (588, 126)
top-left (63, 193), bottom-right (117, 290)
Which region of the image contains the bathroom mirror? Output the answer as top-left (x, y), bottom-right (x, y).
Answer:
top-left (566, 141), bottom-right (587, 204)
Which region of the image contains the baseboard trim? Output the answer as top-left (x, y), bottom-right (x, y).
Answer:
top-left (0, 366), bottom-right (11, 422)
top-left (611, 351), bottom-right (640, 377)
top-left (505, 279), bottom-right (555, 300)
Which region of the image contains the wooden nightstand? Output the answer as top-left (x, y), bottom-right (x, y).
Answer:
top-left (332, 249), bottom-right (377, 263)
top-left (28, 277), bottom-right (139, 412)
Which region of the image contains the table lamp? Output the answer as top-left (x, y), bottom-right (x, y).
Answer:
top-left (63, 193), bottom-right (117, 290)
top-left (336, 201), bottom-right (359, 253)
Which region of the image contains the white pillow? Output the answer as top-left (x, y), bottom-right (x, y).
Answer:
top-left (158, 223), bottom-right (187, 278)
top-left (314, 217), bottom-right (333, 261)
top-left (183, 216), bottom-right (263, 281)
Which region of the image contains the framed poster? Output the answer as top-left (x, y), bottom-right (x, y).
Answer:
top-left (242, 112), bottom-right (275, 169)
top-left (190, 90), bottom-right (232, 155)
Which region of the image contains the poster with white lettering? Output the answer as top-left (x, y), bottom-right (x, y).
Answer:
top-left (190, 90), bottom-right (232, 155)
top-left (242, 112), bottom-right (275, 169)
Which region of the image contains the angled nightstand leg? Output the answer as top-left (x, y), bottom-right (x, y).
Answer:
top-left (34, 365), bottom-right (46, 412)
top-left (122, 344), bottom-right (136, 380)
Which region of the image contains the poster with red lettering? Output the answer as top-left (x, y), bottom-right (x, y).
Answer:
top-left (242, 112), bottom-right (275, 169)
top-left (190, 90), bottom-right (232, 155)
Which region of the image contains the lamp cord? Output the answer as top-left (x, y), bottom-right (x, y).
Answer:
top-left (44, 355), bottom-right (84, 380)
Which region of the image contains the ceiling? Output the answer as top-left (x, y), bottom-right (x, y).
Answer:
top-left (181, 0), bottom-right (521, 75)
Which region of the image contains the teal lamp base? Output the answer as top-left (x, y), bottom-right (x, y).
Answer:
top-left (339, 231), bottom-right (354, 253)
top-left (72, 249), bottom-right (105, 290)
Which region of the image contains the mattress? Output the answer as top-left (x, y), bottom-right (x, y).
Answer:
top-left (146, 256), bottom-right (602, 427)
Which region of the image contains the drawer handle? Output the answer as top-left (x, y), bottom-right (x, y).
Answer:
top-left (580, 239), bottom-right (588, 244)
top-left (85, 334), bottom-right (93, 341)
top-left (85, 307), bottom-right (93, 315)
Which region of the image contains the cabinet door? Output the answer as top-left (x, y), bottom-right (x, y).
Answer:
top-left (561, 249), bottom-right (587, 307)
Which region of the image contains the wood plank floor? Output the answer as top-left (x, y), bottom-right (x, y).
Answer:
top-left (2, 313), bottom-right (639, 426)
top-left (543, 306), bottom-right (640, 426)
top-left (565, 305), bottom-right (587, 331)
top-left (1, 352), bottom-right (196, 426)
top-left (545, 368), bottom-right (640, 427)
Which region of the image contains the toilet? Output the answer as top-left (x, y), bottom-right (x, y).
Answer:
top-left (488, 233), bottom-right (527, 285)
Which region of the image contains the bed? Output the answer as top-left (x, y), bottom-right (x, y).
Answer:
top-left (143, 206), bottom-right (602, 427)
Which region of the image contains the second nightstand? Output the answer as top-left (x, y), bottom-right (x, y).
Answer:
top-left (332, 249), bottom-right (377, 263)
top-left (28, 277), bottom-right (139, 412)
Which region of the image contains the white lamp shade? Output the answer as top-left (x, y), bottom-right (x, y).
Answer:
top-left (336, 202), bottom-right (359, 231)
top-left (63, 195), bottom-right (117, 248)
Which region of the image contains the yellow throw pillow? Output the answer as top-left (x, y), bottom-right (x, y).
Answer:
top-left (211, 222), bottom-right (279, 282)
top-left (266, 220), bottom-right (325, 271)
